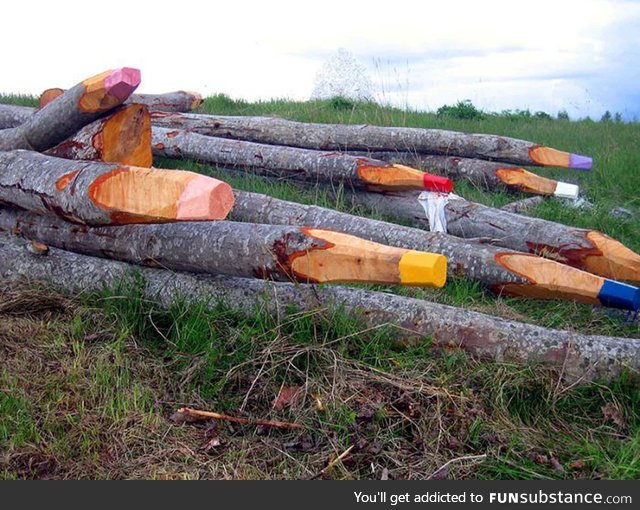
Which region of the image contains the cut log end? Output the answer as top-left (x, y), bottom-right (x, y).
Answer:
top-left (39, 88), bottom-right (64, 108)
top-left (79, 67), bottom-right (141, 113)
top-left (101, 104), bottom-right (152, 167)
top-left (183, 90), bottom-right (204, 110)
top-left (584, 231), bottom-right (640, 283)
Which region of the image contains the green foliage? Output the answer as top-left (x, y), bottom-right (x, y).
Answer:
top-left (437, 99), bottom-right (486, 120)
top-left (329, 96), bottom-right (355, 110)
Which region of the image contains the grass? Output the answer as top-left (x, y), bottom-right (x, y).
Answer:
top-left (0, 94), bottom-right (639, 479)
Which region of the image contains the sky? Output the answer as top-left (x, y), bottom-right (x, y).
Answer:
top-left (2, 0), bottom-right (639, 120)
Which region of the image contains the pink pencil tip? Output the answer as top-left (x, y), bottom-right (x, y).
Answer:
top-left (105, 68), bottom-right (141, 100)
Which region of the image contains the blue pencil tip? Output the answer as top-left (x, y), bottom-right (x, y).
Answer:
top-left (598, 280), bottom-right (640, 310)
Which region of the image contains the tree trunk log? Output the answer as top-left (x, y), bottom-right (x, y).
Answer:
top-left (347, 152), bottom-right (579, 198)
top-left (0, 208), bottom-right (447, 287)
top-left (40, 89), bottom-right (203, 112)
top-left (501, 196), bottom-right (545, 214)
top-left (327, 188), bottom-right (640, 283)
top-left (0, 105), bottom-right (34, 129)
top-left (150, 112), bottom-right (593, 169)
top-left (227, 188), bottom-right (638, 310)
top-left (0, 68), bottom-right (140, 152)
top-left (152, 127), bottom-right (452, 192)
top-left (44, 104), bottom-right (152, 167)
top-left (0, 233), bottom-right (636, 383)
top-left (0, 150), bottom-right (234, 225)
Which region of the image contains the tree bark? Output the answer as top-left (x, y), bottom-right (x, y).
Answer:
top-left (347, 152), bottom-right (579, 198)
top-left (40, 89), bottom-right (203, 112)
top-left (0, 104), bottom-right (34, 129)
top-left (150, 112), bottom-right (593, 169)
top-left (227, 189), bottom-right (638, 310)
top-left (0, 208), bottom-right (447, 287)
top-left (328, 188), bottom-right (640, 283)
top-left (0, 150), bottom-right (234, 225)
top-left (0, 233), bottom-right (637, 383)
top-left (44, 104), bottom-right (152, 167)
top-left (152, 127), bottom-right (452, 192)
top-left (501, 196), bottom-right (545, 214)
top-left (0, 68), bottom-right (140, 152)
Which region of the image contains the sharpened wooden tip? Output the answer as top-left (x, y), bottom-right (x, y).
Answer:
top-left (291, 228), bottom-right (447, 287)
top-left (583, 232), bottom-right (640, 283)
top-left (529, 146), bottom-right (592, 170)
top-left (495, 168), bottom-right (578, 198)
top-left (357, 162), bottom-right (453, 191)
top-left (79, 68), bottom-right (141, 113)
top-left (87, 166), bottom-right (234, 223)
top-left (494, 252), bottom-right (638, 309)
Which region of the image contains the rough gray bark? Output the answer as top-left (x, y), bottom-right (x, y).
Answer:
top-left (0, 104), bottom-right (34, 129)
top-left (150, 111), bottom-right (589, 168)
top-left (315, 187), bottom-right (640, 283)
top-left (0, 233), bottom-right (637, 383)
top-left (501, 196), bottom-right (545, 214)
top-left (0, 207), bottom-right (441, 286)
top-left (0, 69), bottom-right (139, 152)
top-left (152, 127), bottom-right (451, 192)
top-left (40, 89), bottom-right (203, 113)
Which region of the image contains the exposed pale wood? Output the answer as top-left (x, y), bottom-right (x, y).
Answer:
top-left (0, 150), bottom-right (234, 225)
top-left (40, 89), bottom-right (203, 112)
top-left (45, 104), bottom-right (152, 167)
top-left (0, 208), bottom-right (446, 287)
top-left (347, 152), bottom-right (575, 196)
top-left (150, 111), bottom-right (592, 169)
top-left (0, 68), bottom-right (140, 152)
top-left (316, 187), bottom-right (640, 283)
top-left (0, 233), bottom-right (637, 382)
top-left (152, 127), bottom-right (452, 192)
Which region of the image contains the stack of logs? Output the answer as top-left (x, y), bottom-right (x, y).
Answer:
top-left (0, 68), bottom-right (639, 383)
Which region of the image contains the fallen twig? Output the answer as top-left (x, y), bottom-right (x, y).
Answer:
top-left (176, 406), bottom-right (303, 430)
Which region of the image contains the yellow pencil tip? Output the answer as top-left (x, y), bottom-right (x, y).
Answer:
top-left (398, 251), bottom-right (448, 288)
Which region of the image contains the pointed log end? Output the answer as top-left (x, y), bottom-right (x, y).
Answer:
top-left (176, 175), bottom-right (235, 220)
top-left (184, 90), bottom-right (204, 110)
top-left (597, 280), bottom-right (640, 311)
top-left (398, 251), bottom-right (447, 288)
top-left (569, 154), bottom-right (593, 171)
top-left (105, 68), bottom-right (141, 101)
top-left (585, 231), bottom-right (640, 283)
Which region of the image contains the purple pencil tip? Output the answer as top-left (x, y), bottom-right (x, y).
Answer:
top-left (569, 153), bottom-right (592, 171)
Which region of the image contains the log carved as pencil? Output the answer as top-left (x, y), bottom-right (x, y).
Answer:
top-left (0, 68), bottom-right (140, 152)
top-left (0, 150), bottom-right (234, 225)
top-left (150, 111), bottom-right (593, 169)
top-left (0, 233), bottom-right (636, 383)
